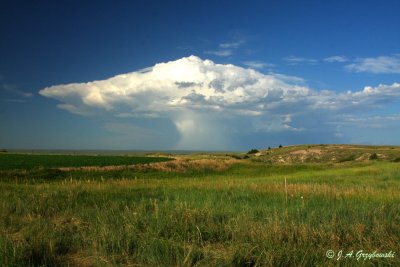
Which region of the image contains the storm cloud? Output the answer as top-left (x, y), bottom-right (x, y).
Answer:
top-left (40, 56), bottom-right (400, 149)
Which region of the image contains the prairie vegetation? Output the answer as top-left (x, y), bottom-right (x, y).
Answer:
top-left (0, 154), bottom-right (171, 170)
top-left (1, 146), bottom-right (399, 266)
top-left (251, 144), bottom-right (400, 164)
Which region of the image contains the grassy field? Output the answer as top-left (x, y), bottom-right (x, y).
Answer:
top-left (0, 154), bottom-right (171, 170)
top-left (0, 147), bottom-right (399, 266)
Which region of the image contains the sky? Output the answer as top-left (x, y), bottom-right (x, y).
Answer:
top-left (1, 0), bottom-right (400, 151)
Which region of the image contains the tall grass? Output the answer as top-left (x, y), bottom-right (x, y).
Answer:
top-left (1, 161), bottom-right (399, 266)
top-left (0, 154), bottom-right (171, 170)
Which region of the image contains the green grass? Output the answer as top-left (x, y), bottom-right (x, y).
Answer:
top-left (0, 156), bottom-right (399, 266)
top-left (0, 153), bottom-right (171, 170)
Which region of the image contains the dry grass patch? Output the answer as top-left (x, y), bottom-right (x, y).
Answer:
top-left (59, 158), bottom-right (237, 173)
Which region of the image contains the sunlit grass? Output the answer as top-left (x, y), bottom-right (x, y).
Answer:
top-left (1, 159), bottom-right (399, 266)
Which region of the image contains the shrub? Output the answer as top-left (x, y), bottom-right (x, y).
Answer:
top-left (392, 157), bottom-right (400, 162)
top-left (338, 154), bottom-right (357, 162)
top-left (247, 149), bottom-right (259, 154)
top-left (369, 153), bottom-right (378, 160)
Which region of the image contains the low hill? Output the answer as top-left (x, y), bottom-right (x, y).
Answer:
top-left (248, 144), bottom-right (400, 164)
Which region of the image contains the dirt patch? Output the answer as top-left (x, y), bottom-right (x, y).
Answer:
top-left (356, 153), bottom-right (371, 161)
top-left (290, 149), bottom-right (322, 155)
top-left (290, 150), bottom-right (307, 155)
top-left (308, 149), bottom-right (322, 154)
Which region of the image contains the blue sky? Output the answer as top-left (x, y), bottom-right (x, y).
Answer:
top-left (1, 0), bottom-right (400, 150)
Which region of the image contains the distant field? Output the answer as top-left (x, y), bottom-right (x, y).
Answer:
top-left (0, 146), bottom-right (399, 266)
top-left (0, 153), bottom-right (171, 170)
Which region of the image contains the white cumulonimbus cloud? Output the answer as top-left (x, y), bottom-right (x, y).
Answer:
top-left (40, 55), bottom-right (400, 149)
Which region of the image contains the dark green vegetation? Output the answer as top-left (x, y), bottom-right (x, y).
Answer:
top-left (246, 149), bottom-right (259, 155)
top-left (0, 154), bottom-right (171, 170)
top-left (1, 146), bottom-right (399, 266)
